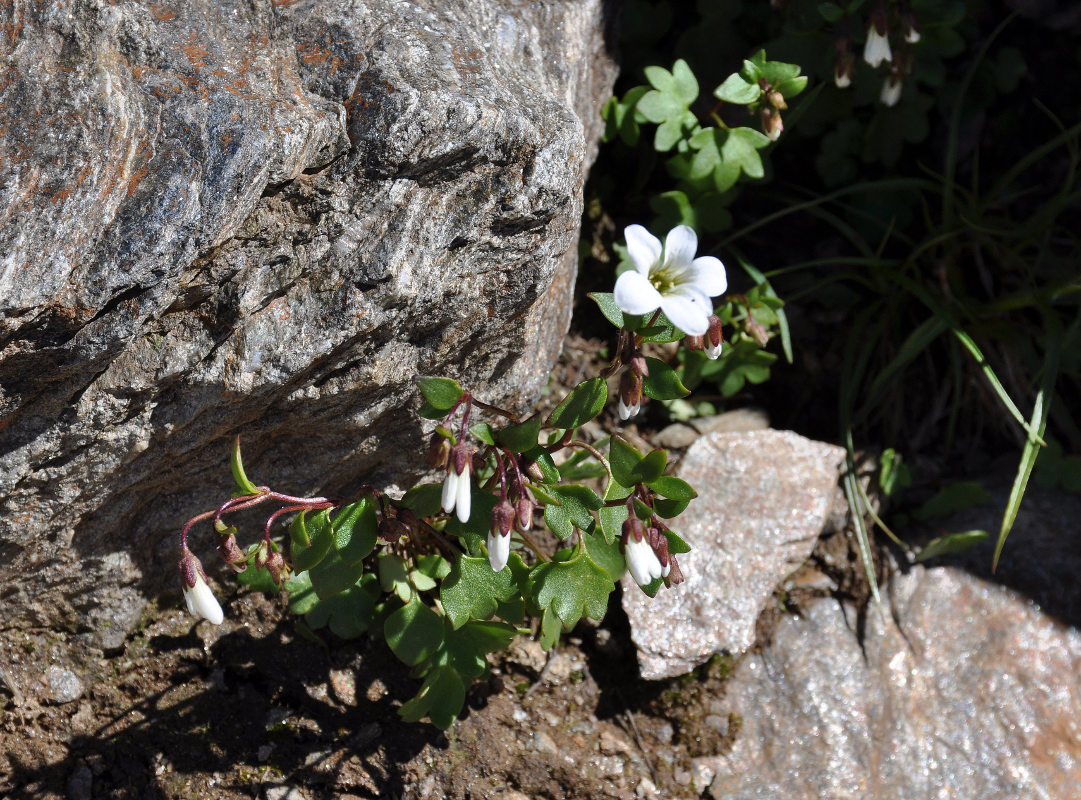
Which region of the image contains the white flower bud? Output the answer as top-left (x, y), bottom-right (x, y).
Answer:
top-left (487, 531), bottom-right (511, 572)
top-left (183, 572), bottom-right (224, 625)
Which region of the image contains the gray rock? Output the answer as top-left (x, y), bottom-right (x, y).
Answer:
top-left (65, 763), bottom-right (92, 800)
top-left (709, 566), bottom-right (1081, 800)
top-left (623, 430), bottom-right (845, 679)
top-left (0, 1), bottom-right (617, 639)
top-left (690, 407), bottom-right (770, 435)
top-left (652, 423), bottom-right (699, 449)
top-left (45, 665), bottom-right (85, 704)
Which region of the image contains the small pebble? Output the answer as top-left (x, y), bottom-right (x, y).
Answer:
top-left (46, 666), bottom-right (84, 704)
top-left (653, 423), bottom-right (699, 449)
top-left (531, 730), bottom-right (559, 754)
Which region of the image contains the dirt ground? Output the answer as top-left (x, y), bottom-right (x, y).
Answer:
top-left (0, 334), bottom-right (864, 800)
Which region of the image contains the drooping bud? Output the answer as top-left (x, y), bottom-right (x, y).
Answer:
top-left (515, 495), bottom-right (534, 531)
top-left (490, 499), bottom-right (514, 539)
top-left (746, 317), bottom-right (770, 347)
top-left (262, 548), bottom-right (289, 586)
top-left (685, 334), bottom-right (706, 352)
top-left (629, 352), bottom-right (650, 378)
top-left (178, 548), bottom-right (224, 625)
top-left (441, 442), bottom-right (473, 523)
top-left (623, 525), bottom-right (664, 587)
top-left (762, 107), bottom-right (783, 142)
top-left (834, 35), bottom-right (854, 88)
top-left (379, 515), bottom-right (408, 543)
top-left (622, 514), bottom-right (646, 543)
top-left (523, 458), bottom-right (545, 483)
top-left (487, 500), bottom-right (514, 572)
top-left (428, 431), bottom-right (451, 469)
top-left (666, 554), bottom-right (685, 586)
top-left (706, 314), bottom-right (724, 360)
top-left (618, 370), bottom-right (643, 421)
top-left (767, 89), bottom-right (786, 110)
top-left (902, 9), bottom-right (920, 44)
top-left (218, 533), bottom-right (248, 573)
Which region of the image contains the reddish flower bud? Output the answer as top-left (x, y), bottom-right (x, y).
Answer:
top-left (428, 432), bottom-right (451, 469)
top-left (515, 495), bottom-right (534, 531)
top-left (629, 353), bottom-right (650, 378)
top-left (263, 549), bottom-right (289, 586)
top-left (379, 516), bottom-right (407, 543)
top-left (218, 533), bottom-right (248, 573)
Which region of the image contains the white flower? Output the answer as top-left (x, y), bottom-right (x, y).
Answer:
top-left (614, 225), bottom-right (727, 337)
top-left (487, 531), bottom-right (511, 572)
top-left (441, 465), bottom-right (471, 524)
top-left (183, 573), bottom-right (224, 625)
top-left (834, 66), bottom-right (852, 89)
top-left (624, 535), bottom-right (664, 587)
top-left (863, 25), bottom-right (892, 68)
top-left (705, 340), bottom-right (723, 360)
top-left (618, 396), bottom-right (640, 421)
top-left (880, 75), bottom-right (903, 107)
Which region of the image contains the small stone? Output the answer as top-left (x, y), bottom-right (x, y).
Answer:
top-left (531, 730), bottom-right (559, 755)
top-left (705, 714), bottom-right (729, 736)
top-left (46, 666), bottom-right (84, 704)
top-left (653, 423), bottom-right (699, 449)
top-left (652, 720), bottom-right (674, 745)
top-left (594, 755), bottom-right (625, 776)
top-left (257, 744), bottom-right (275, 762)
top-left (691, 407), bottom-right (769, 434)
top-left (66, 763), bottom-right (92, 800)
top-left (599, 730), bottom-right (633, 755)
top-left (328, 669), bottom-right (357, 706)
top-left (506, 638), bottom-right (547, 672)
top-left (691, 756), bottom-right (721, 793)
top-left (265, 788), bottom-right (308, 800)
top-left (635, 777), bottom-right (660, 799)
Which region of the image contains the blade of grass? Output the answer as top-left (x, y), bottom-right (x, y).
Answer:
top-left (738, 259), bottom-right (793, 364)
top-left (844, 432), bottom-right (881, 604)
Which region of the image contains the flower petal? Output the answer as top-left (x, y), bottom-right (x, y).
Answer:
top-left (625, 225), bottom-right (662, 274)
top-left (660, 291), bottom-right (710, 336)
top-left (488, 532), bottom-right (510, 572)
top-left (689, 256), bottom-right (727, 297)
top-left (441, 470), bottom-right (458, 514)
top-left (614, 271), bottom-right (663, 316)
top-left (455, 469), bottom-right (471, 523)
top-left (663, 225), bottom-right (699, 268)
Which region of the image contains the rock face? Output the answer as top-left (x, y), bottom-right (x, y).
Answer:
top-left (0, 1), bottom-right (617, 642)
top-left (709, 565), bottom-right (1081, 800)
top-left (623, 430), bottom-right (846, 680)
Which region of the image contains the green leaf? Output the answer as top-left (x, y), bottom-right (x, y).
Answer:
top-left (284, 570), bottom-right (320, 615)
top-left (913, 482), bottom-right (992, 521)
top-left (609, 436), bottom-right (645, 488)
top-left (385, 599), bottom-right (445, 667)
top-left (653, 110), bottom-right (698, 152)
top-left (399, 483), bottom-right (444, 518)
top-left (548, 377), bottom-right (608, 429)
top-left (817, 2), bottom-right (844, 22)
top-left (662, 529), bottom-right (692, 555)
top-left (642, 357), bottom-right (690, 400)
top-left (588, 291), bottom-right (627, 329)
top-left (634, 449), bottom-right (667, 484)
top-left (632, 497), bottom-right (654, 520)
top-left (723, 127), bottom-right (771, 179)
top-left (747, 50), bottom-right (801, 85)
top-left (230, 436), bottom-right (260, 496)
top-left (539, 604), bottom-right (562, 650)
top-left (416, 553), bottom-right (452, 581)
top-left (308, 550), bottom-right (365, 600)
top-left (378, 553), bottom-right (414, 603)
top-left (495, 416), bottom-right (542, 453)
top-left (440, 553), bottom-right (525, 628)
top-left (647, 475), bottom-right (697, 501)
top-left (599, 480), bottom-right (632, 545)
top-left (416, 377), bottom-right (464, 412)
top-left (714, 73), bottom-right (760, 105)
top-left (582, 531), bottom-right (625, 582)
top-left (543, 485), bottom-right (603, 540)
top-left (470, 422), bottom-right (496, 446)
top-left (530, 547), bottom-right (613, 628)
top-left (331, 499), bottom-right (378, 566)
top-left (304, 573), bottom-right (380, 638)
top-left (915, 530), bottom-right (989, 563)
top-left (439, 620), bottom-right (517, 679)
top-left (654, 497), bottom-right (689, 518)
top-left (878, 449), bottom-right (912, 497)
top-left (522, 445), bottom-right (560, 484)
top-left (775, 76), bottom-right (808, 99)
top-left (291, 510), bottom-right (333, 573)
top-left (398, 665), bottom-right (466, 730)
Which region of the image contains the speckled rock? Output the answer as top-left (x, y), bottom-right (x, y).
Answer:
top-left (709, 564), bottom-right (1081, 799)
top-left (623, 430), bottom-right (845, 679)
top-left (44, 665), bottom-right (85, 704)
top-left (0, 1), bottom-right (617, 641)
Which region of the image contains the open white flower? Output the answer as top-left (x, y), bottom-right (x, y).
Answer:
top-left (624, 534), bottom-right (664, 587)
top-left (183, 572), bottom-right (224, 625)
top-left (614, 225), bottom-right (727, 337)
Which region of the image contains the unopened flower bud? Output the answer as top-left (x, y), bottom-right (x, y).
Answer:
top-left (491, 499), bottom-right (514, 538)
top-left (379, 516), bottom-right (408, 542)
top-left (762, 107), bottom-right (783, 142)
top-left (629, 353), bottom-right (650, 378)
top-left (880, 74), bottom-right (903, 107)
top-left (218, 533), bottom-right (248, 573)
top-left (262, 549), bottom-right (289, 585)
top-left (618, 370), bottom-right (643, 421)
top-left (178, 548), bottom-right (224, 625)
top-left (746, 317), bottom-right (770, 347)
top-left (902, 11), bottom-right (920, 44)
top-left (523, 459), bottom-right (545, 483)
top-left (515, 495), bottom-right (534, 531)
top-left (622, 514), bottom-right (646, 543)
top-left (428, 432), bottom-right (451, 469)
top-left (685, 334), bottom-right (706, 352)
top-left (666, 555), bottom-right (685, 586)
top-left (623, 526), bottom-right (664, 587)
top-left (767, 89), bottom-right (786, 110)
top-left (706, 315), bottom-right (723, 360)
top-left (487, 500), bottom-right (514, 572)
